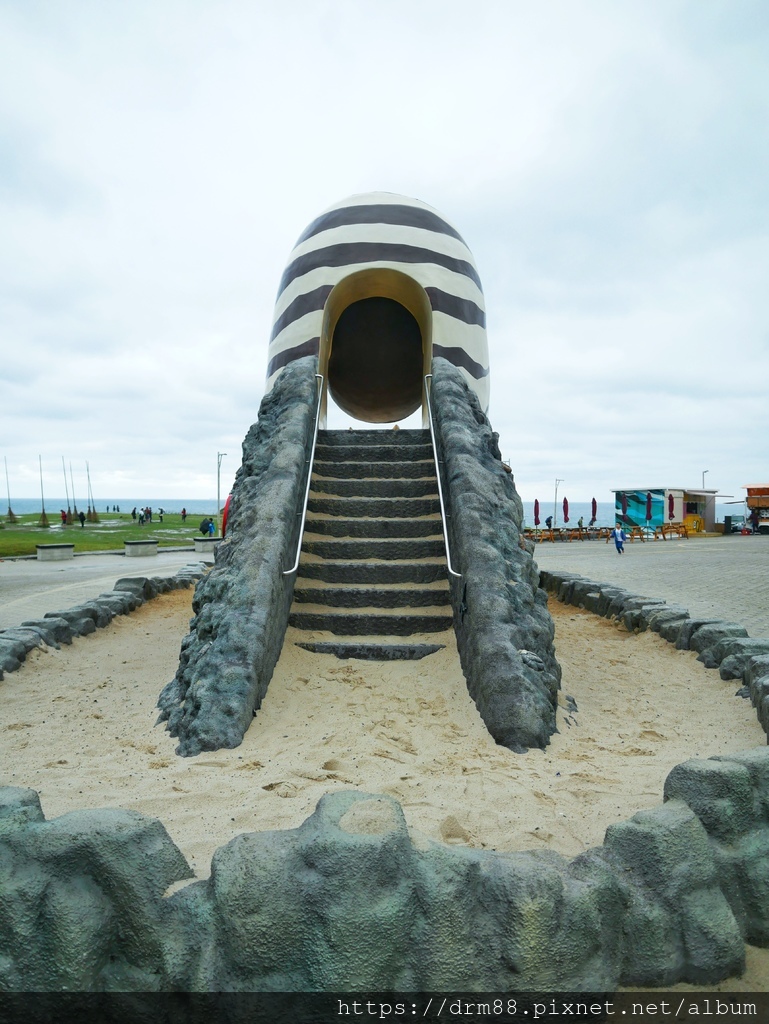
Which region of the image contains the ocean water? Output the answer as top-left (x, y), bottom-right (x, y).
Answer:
top-left (7, 497), bottom-right (743, 527)
top-left (6, 498), bottom-right (219, 517)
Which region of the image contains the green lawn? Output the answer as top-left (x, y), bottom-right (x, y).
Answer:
top-left (0, 511), bottom-right (218, 558)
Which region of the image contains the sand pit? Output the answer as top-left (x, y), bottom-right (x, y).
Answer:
top-left (1, 588), bottom-right (764, 877)
top-left (4, 585), bottom-right (769, 989)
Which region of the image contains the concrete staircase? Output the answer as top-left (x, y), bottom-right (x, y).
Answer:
top-left (289, 429), bottom-right (453, 660)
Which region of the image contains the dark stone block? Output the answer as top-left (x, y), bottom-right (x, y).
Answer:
top-left (689, 622), bottom-right (749, 655)
top-left (715, 639), bottom-right (769, 680)
top-left (0, 627), bottom-right (48, 653)
top-left (675, 619), bottom-right (724, 651)
top-left (22, 617), bottom-right (73, 645)
top-left (0, 637), bottom-right (26, 673)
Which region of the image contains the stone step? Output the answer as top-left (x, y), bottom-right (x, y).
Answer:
top-left (311, 478), bottom-right (439, 499)
top-left (317, 429), bottom-right (429, 447)
top-left (289, 611), bottom-right (453, 636)
top-left (307, 496), bottom-right (442, 519)
top-left (297, 561), bottom-right (448, 585)
top-left (292, 586), bottom-right (451, 608)
top-left (294, 641), bottom-right (445, 661)
top-left (301, 538), bottom-right (446, 561)
top-left (304, 517), bottom-right (441, 539)
top-left (313, 459), bottom-right (434, 480)
top-left (315, 444), bottom-right (433, 464)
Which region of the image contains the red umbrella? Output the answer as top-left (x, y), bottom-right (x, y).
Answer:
top-left (645, 491), bottom-right (652, 524)
top-left (668, 493), bottom-right (675, 520)
top-left (590, 497), bottom-right (597, 526)
top-left (563, 497), bottom-right (569, 523)
top-left (621, 492), bottom-right (628, 520)
top-left (534, 498), bottom-right (540, 527)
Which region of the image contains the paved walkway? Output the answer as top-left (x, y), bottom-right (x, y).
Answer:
top-left (0, 550), bottom-right (203, 630)
top-left (533, 534), bottom-right (769, 637)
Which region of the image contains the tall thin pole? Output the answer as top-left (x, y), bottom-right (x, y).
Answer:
top-left (69, 461), bottom-right (78, 516)
top-left (554, 478), bottom-right (563, 529)
top-left (62, 456), bottom-right (71, 522)
top-left (38, 455), bottom-right (49, 527)
top-left (4, 457), bottom-right (18, 523)
top-left (86, 461), bottom-right (98, 522)
top-left (217, 452), bottom-right (227, 536)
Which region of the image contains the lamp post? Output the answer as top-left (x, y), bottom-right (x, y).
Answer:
top-left (554, 478), bottom-right (563, 528)
top-left (217, 452), bottom-right (227, 536)
top-left (702, 469), bottom-right (709, 489)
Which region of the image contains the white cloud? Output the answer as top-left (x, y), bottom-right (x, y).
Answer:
top-left (1, 0), bottom-right (767, 507)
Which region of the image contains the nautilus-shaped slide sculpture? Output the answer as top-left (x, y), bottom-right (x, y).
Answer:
top-left (266, 191), bottom-right (490, 421)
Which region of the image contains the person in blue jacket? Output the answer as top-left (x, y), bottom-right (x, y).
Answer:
top-left (611, 523), bottom-right (626, 554)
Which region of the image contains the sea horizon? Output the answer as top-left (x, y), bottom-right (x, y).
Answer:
top-left (5, 497), bottom-right (746, 527)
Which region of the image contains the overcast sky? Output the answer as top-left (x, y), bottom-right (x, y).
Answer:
top-left (2, 1), bottom-right (767, 506)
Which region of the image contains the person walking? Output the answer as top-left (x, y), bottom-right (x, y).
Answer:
top-left (611, 523), bottom-right (626, 554)
top-left (78, 510), bottom-right (86, 528)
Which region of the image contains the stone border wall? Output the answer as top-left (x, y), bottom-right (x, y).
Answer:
top-left (429, 357), bottom-right (561, 751)
top-left (157, 357), bottom-right (319, 757)
top-left (0, 564), bottom-right (209, 680)
top-left (537, 568), bottom-right (769, 742)
top-left (3, 752), bottom-right (769, 992)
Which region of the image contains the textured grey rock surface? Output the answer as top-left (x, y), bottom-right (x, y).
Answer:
top-left (157, 357), bottom-right (318, 757)
top-left (430, 357), bottom-right (561, 752)
top-left (5, 756), bottom-right (769, 992)
top-left (0, 788), bottom-right (193, 991)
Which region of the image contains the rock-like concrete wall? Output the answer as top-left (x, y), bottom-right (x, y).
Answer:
top-left (429, 357), bottom-right (561, 752)
top-left (157, 357), bottom-right (319, 757)
top-left (5, 755), bottom-right (769, 992)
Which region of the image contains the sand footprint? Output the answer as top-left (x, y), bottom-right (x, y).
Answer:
top-left (261, 780), bottom-right (300, 798)
top-left (439, 815), bottom-right (471, 845)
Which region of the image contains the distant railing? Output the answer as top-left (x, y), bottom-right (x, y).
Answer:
top-left (423, 374), bottom-right (461, 579)
top-left (283, 374), bottom-right (324, 576)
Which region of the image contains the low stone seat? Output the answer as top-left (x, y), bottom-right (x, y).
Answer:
top-left (36, 543), bottom-right (75, 562)
top-left (124, 540), bottom-right (159, 557)
top-left (193, 536), bottom-right (221, 554)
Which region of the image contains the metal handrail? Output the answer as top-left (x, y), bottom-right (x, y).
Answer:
top-left (283, 373), bottom-right (324, 576)
top-left (423, 374), bottom-right (461, 578)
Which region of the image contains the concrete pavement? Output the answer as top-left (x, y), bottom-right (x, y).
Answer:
top-left (533, 533), bottom-right (769, 638)
top-left (0, 550), bottom-right (204, 630)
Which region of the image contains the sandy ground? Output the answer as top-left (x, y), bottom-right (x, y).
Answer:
top-left (2, 588), bottom-right (768, 988)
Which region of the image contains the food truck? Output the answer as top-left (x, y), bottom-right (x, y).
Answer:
top-left (745, 484), bottom-right (769, 534)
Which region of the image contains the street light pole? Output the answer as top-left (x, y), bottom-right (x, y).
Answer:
top-left (702, 469), bottom-right (709, 489)
top-left (217, 452), bottom-right (227, 536)
top-left (554, 478), bottom-right (563, 528)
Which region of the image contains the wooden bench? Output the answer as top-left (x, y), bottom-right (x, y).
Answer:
top-left (654, 522), bottom-right (689, 540)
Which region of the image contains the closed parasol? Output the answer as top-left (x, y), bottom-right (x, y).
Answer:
top-left (590, 497), bottom-right (597, 527)
top-left (563, 497), bottom-right (569, 523)
top-left (621, 492), bottom-right (628, 520)
top-left (534, 498), bottom-right (540, 527)
top-left (645, 491), bottom-right (652, 525)
top-left (668, 493), bottom-right (675, 520)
